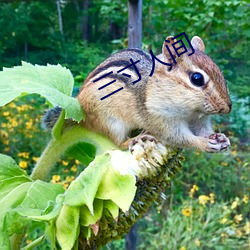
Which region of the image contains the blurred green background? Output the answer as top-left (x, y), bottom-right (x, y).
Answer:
top-left (0, 0), bottom-right (249, 249)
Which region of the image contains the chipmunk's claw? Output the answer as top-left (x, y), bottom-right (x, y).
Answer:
top-left (208, 133), bottom-right (230, 152)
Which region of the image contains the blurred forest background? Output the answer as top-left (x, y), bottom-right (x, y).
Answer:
top-left (0, 0), bottom-right (249, 249)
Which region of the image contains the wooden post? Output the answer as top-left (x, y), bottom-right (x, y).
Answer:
top-left (128, 0), bottom-right (142, 49)
top-left (82, 0), bottom-right (89, 41)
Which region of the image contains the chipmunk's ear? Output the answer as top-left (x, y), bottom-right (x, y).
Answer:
top-left (191, 36), bottom-right (205, 52)
top-left (162, 36), bottom-right (185, 64)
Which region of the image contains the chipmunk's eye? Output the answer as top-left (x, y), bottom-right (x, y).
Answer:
top-left (190, 72), bottom-right (204, 87)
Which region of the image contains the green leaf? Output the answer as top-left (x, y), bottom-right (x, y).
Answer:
top-left (45, 221), bottom-right (56, 249)
top-left (20, 181), bottom-right (64, 213)
top-left (80, 199), bottom-right (103, 226)
top-left (0, 62), bottom-right (85, 122)
top-left (0, 182), bottom-right (32, 218)
top-left (103, 200), bottom-right (119, 219)
top-left (0, 154), bottom-right (65, 243)
top-left (96, 167), bottom-right (136, 212)
top-left (26, 200), bottom-right (63, 222)
top-left (0, 176), bottom-right (32, 201)
top-left (64, 154), bottom-right (111, 213)
top-left (0, 231), bottom-right (10, 250)
top-left (65, 142), bottom-right (96, 165)
top-left (0, 154), bottom-right (30, 181)
top-left (56, 205), bottom-right (80, 250)
top-left (80, 226), bottom-right (92, 240)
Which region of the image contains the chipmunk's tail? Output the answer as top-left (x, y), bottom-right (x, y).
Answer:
top-left (41, 106), bottom-right (62, 130)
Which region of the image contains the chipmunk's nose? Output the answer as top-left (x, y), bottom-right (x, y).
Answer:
top-left (219, 101), bottom-right (232, 114)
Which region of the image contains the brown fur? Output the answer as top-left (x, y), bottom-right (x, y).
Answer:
top-left (77, 36), bottom-right (232, 152)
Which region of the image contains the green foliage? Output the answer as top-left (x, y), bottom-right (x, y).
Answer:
top-left (0, 154), bottom-right (64, 249)
top-left (138, 197), bottom-right (249, 249)
top-left (0, 62), bottom-right (136, 248)
top-left (0, 0), bottom-right (248, 100)
top-left (0, 62), bottom-right (84, 122)
top-left (0, 62), bottom-right (181, 249)
top-left (0, 1), bottom-right (249, 249)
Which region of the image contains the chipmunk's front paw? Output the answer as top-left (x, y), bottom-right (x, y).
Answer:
top-left (206, 133), bottom-right (230, 152)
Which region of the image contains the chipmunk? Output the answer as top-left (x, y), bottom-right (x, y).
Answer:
top-left (43, 35), bottom-right (232, 153)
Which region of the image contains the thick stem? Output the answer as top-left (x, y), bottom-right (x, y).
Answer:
top-left (30, 126), bottom-right (118, 181)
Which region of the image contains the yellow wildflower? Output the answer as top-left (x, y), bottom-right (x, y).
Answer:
top-left (4, 147), bottom-right (10, 152)
top-left (244, 221), bottom-right (250, 234)
top-left (11, 119), bottom-right (18, 127)
top-left (232, 150), bottom-right (237, 156)
top-left (62, 160), bottom-right (69, 166)
top-left (231, 197), bottom-right (240, 209)
top-left (0, 130), bottom-right (8, 138)
top-left (234, 214), bottom-right (243, 224)
top-left (3, 111), bottom-right (9, 116)
top-left (18, 152), bottom-right (29, 159)
top-left (63, 182), bottom-right (69, 189)
top-left (194, 238), bottom-right (201, 247)
top-left (66, 176), bottom-right (75, 182)
top-left (19, 161), bottom-right (28, 169)
top-left (221, 232), bottom-right (227, 238)
top-left (17, 105), bottom-right (29, 112)
top-left (220, 217), bottom-right (228, 224)
top-left (71, 165), bottom-right (77, 172)
top-left (51, 175), bottom-right (61, 183)
top-left (243, 195), bottom-right (248, 204)
top-left (26, 121), bottom-right (33, 129)
top-left (189, 184), bottom-right (199, 198)
top-left (32, 157), bottom-right (39, 162)
top-left (221, 162), bottom-right (228, 167)
top-left (236, 229), bottom-right (242, 237)
top-left (198, 195), bottom-right (210, 206)
top-left (75, 159), bottom-right (81, 165)
top-left (182, 207), bottom-right (192, 217)
top-left (235, 157), bottom-right (242, 163)
top-left (179, 247), bottom-right (186, 250)
top-left (209, 193), bottom-right (215, 204)
top-left (9, 103), bottom-right (16, 108)
top-left (3, 138), bottom-right (9, 145)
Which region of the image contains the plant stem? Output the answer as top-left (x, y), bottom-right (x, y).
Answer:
top-left (30, 126), bottom-right (118, 181)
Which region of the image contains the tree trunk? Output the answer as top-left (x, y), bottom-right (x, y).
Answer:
top-left (82, 0), bottom-right (89, 41)
top-left (56, 0), bottom-right (63, 36)
top-left (128, 0), bottom-right (142, 49)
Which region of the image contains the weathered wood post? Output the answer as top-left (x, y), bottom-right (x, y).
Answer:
top-left (128, 0), bottom-right (142, 49)
top-left (126, 2), bottom-right (142, 249)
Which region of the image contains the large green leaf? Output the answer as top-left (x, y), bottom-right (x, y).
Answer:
top-left (96, 167), bottom-right (136, 212)
top-left (0, 154), bottom-right (65, 248)
top-left (0, 62), bottom-right (85, 122)
top-left (79, 199), bottom-right (103, 227)
top-left (56, 205), bottom-right (80, 250)
top-left (0, 154), bottom-right (30, 181)
top-left (103, 200), bottom-right (119, 219)
top-left (20, 181), bottom-right (64, 213)
top-left (64, 154), bottom-right (110, 213)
